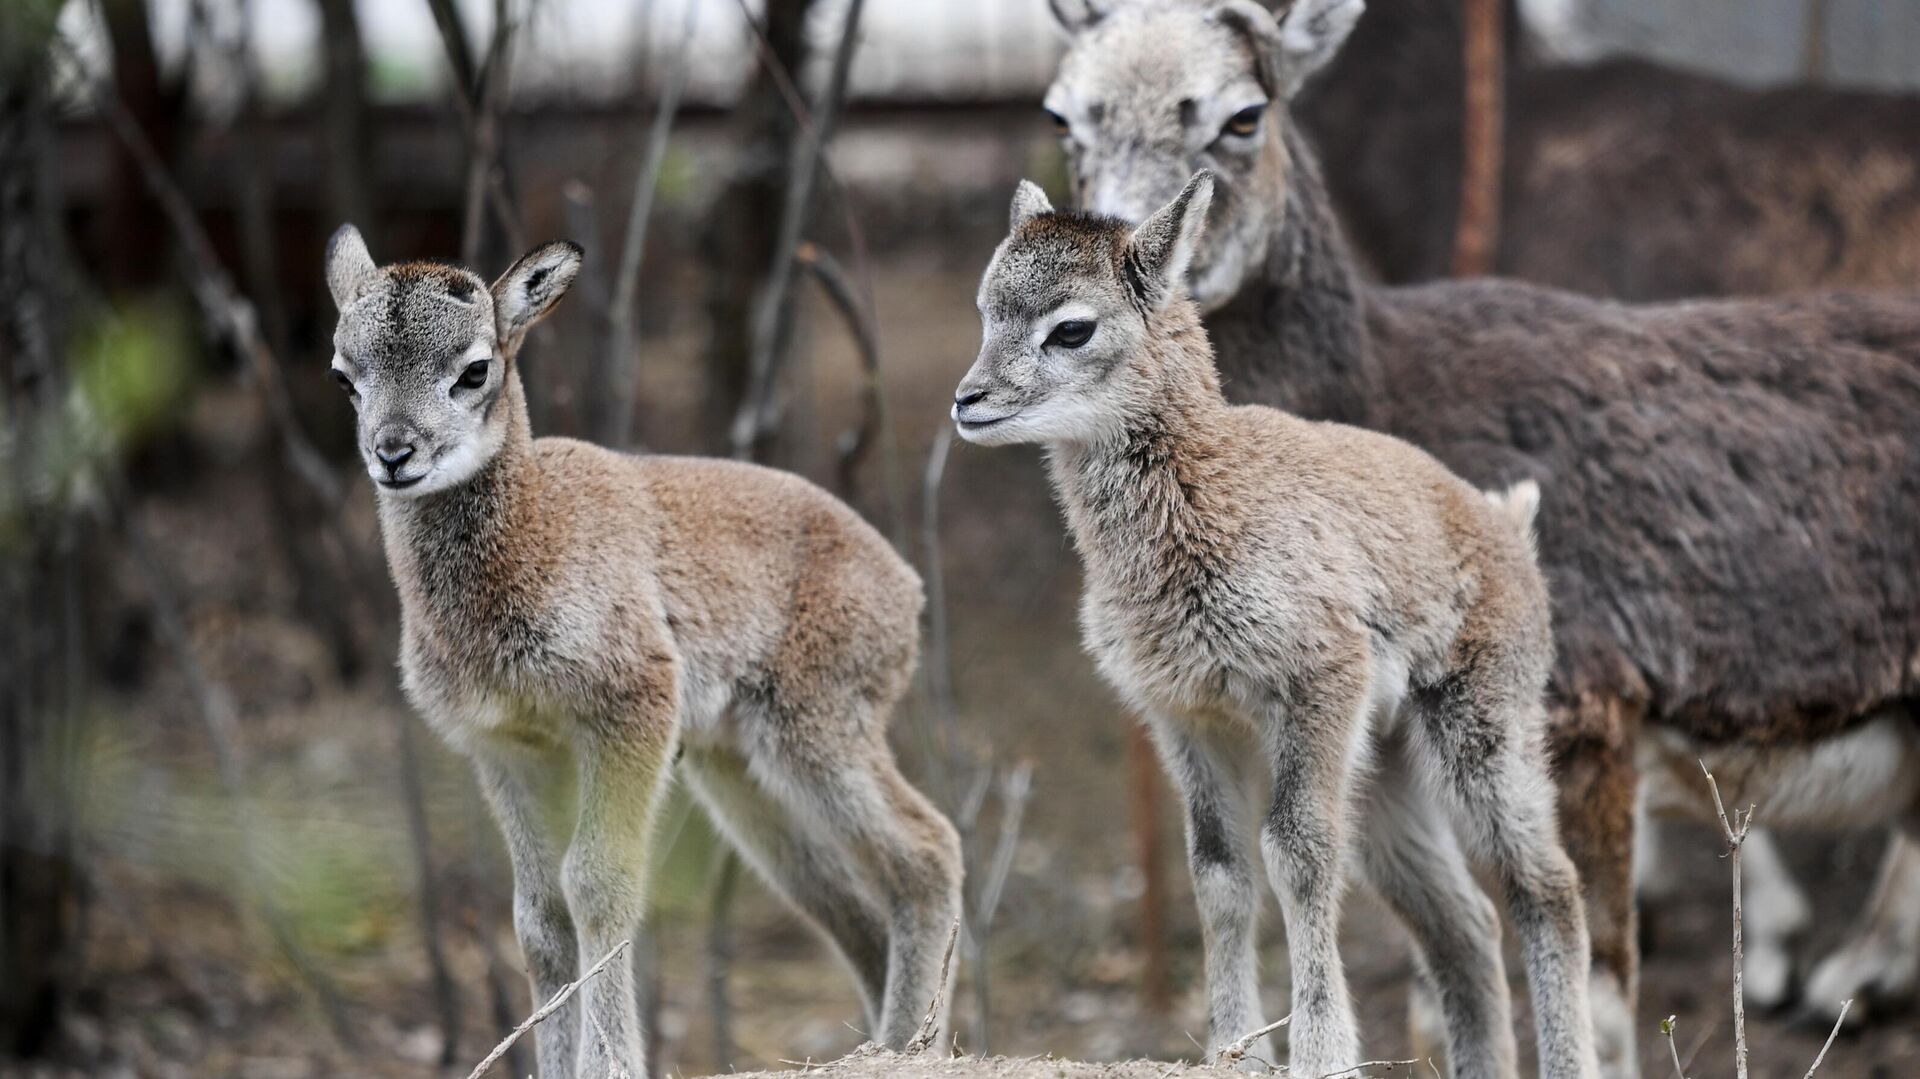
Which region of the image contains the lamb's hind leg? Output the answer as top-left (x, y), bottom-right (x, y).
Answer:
top-left (471, 739), bottom-right (581, 1079)
top-left (1362, 739), bottom-right (1517, 1079)
top-left (1422, 695), bottom-right (1599, 1079)
top-left (744, 714), bottom-right (962, 1048)
top-left (1554, 719), bottom-right (1640, 1079)
top-left (680, 743), bottom-right (892, 1033)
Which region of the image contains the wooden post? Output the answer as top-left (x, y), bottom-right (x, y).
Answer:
top-left (1127, 724), bottom-right (1172, 1013)
top-left (1450, 0), bottom-right (1504, 277)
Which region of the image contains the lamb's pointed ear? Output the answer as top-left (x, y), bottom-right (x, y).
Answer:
top-left (325, 224), bottom-right (377, 310)
top-left (491, 241), bottom-right (583, 339)
top-left (1010, 180), bottom-right (1054, 230)
top-left (1217, 0), bottom-right (1363, 99)
top-left (1048, 0), bottom-right (1108, 35)
top-left (1126, 171), bottom-right (1213, 307)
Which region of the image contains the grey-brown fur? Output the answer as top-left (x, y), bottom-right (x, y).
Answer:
top-left (1045, 1), bottom-right (1920, 1072)
top-left (955, 173), bottom-right (1597, 1078)
top-left (325, 227), bottom-right (962, 1078)
top-left (1296, 0), bottom-right (1920, 296)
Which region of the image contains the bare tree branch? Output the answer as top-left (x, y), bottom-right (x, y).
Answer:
top-left (58, 37), bottom-right (341, 509)
top-left (1803, 998), bottom-right (1852, 1078)
top-left (600, 0), bottom-right (699, 448)
top-left (729, 0), bottom-right (869, 460)
top-left (1700, 761), bottom-right (1756, 1079)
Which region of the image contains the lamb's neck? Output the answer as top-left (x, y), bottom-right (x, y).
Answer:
top-left (378, 374), bottom-right (544, 624)
top-left (1046, 331), bottom-right (1237, 585)
top-left (1206, 125), bottom-right (1382, 426)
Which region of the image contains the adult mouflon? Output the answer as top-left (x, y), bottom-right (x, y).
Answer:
top-left (954, 172), bottom-right (1599, 1078)
top-left (1044, 0), bottom-right (1920, 1066)
top-left (324, 227), bottom-right (962, 1077)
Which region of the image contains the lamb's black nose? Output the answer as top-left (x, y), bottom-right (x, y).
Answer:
top-left (375, 440), bottom-right (415, 473)
top-left (954, 388), bottom-right (987, 409)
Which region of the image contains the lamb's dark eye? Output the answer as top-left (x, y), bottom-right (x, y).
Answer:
top-left (1047, 320), bottom-right (1096, 349)
top-left (456, 359), bottom-right (489, 390)
top-left (331, 369), bottom-right (356, 395)
top-left (1222, 103), bottom-right (1266, 138)
top-left (1045, 108), bottom-right (1070, 135)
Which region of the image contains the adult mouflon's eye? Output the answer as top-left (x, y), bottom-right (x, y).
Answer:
top-left (331, 369), bottom-right (356, 395)
top-left (1047, 320), bottom-right (1096, 349)
top-left (1045, 108), bottom-right (1070, 135)
top-left (456, 359), bottom-right (490, 390)
top-left (1222, 103), bottom-right (1265, 138)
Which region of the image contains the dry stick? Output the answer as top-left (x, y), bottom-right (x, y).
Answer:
top-left (729, 0), bottom-right (869, 460)
top-left (602, 0), bottom-right (699, 448)
top-left (796, 242), bottom-right (908, 550)
top-left (1802, 998), bottom-right (1852, 1078)
top-left (105, 476), bottom-right (359, 1048)
top-left (68, 44), bottom-right (340, 506)
top-left (1212, 1014), bottom-right (1291, 1068)
top-left (1450, 0), bottom-right (1503, 277)
top-left (465, 938), bottom-right (633, 1079)
top-left (908, 917), bottom-right (964, 1054)
top-left (1700, 762), bottom-right (1755, 1079)
top-left (1316, 1060), bottom-right (1421, 1078)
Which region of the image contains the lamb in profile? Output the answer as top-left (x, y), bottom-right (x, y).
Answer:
top-left (953, 173), bottom-right (1596, 1079)
top-left (323, 226), bottom-right (962, 1078)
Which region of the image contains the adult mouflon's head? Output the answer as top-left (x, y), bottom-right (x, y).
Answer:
top-left (953, 171), bottom-right (1213, 447)
top-left (325, 225), bottom-right (581, 497)
top-left (1044, 0), bottom-right (1361, 310)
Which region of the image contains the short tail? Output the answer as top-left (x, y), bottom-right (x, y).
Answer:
top-left (1483, 478), bottom-right (1541, 552)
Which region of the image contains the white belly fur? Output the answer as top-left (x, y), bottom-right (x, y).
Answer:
top-left (1640, 711), bottom-right (1920, 832)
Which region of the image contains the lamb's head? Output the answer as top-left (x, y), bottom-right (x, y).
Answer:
top-left (1044, 0), bottom-right (1361, 310)
top-left (324, 226), bottom-right (580, 497)
top-left (953, 171), bottom-right (1213, 447)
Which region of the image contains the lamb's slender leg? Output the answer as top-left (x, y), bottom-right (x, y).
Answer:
top-left (1257, 677), bottom-right (1367, 1078)
top-left (748, 725), bottom-right (962, 1048)
top-left (1553, 721), bottom-right (1639, 1079)
top-left (1426, 700), bottom-right (1598, 1079)
top-left (1805, 827), bottom-right (1920, 1023)
top-left (1739, 828), bottom-right (1812, 1009)
top-left (564, 725), bottom-right (675, 1078)
top-left (1362, 744), bottom-right (1517, 1079)
top-left (471, 739), bottom-right (580, 1079)
top-left (680, 743), bottom-right (891, 1033)
top-left (1144, 715), bottom-right (1268, 1068)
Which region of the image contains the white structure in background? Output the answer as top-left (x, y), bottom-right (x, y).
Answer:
top-left (60, 0), bottom-right (1920, 105)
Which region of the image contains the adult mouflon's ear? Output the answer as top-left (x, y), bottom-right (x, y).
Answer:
top-left (492, 241), bottom-right (583, 339)
top-left (1010, 180), bottom-right (1055, 230)
top-left (1048, 0), bottom-right (1109, 35)
top-left (1217, 0), bottom-right (1363, 99)
top-left (325, 224), bottom-right (377, 310)
top-left (1126, 171), bottom-right (1214, 307)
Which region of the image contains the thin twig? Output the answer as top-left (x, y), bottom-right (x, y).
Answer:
top-left (1700, 761), bottom-right (1755, 1079)
top-left (1316, 1060), bottom-right (1421, 1078)
top-left (1802, 998), bottom-right (1852, 1078)
top-left (797, 241), bottom-right (907, 550)
top-left (465, 938), bottom-right (632, 1079)
top-left (602, 0), bottom-right (699, 448)
top-left (729, 0), bottom-right (869, 459)
top-left (61, 38), bottom-right (340, 505)
top-left (1213, 1014), bottom-right (1292, 1067)
top-left (1660, 1014), bottom-right (1687, 1079)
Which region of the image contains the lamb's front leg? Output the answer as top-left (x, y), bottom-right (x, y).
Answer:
top-left (564, 720), bottom-right (675, 1077)
top-left (1144, 716), bottom-right (1268, 1068)
top-left (1258, 684), bottom-right (1365, 1077)
top-left (471, 741), bottom-right (581, 1079)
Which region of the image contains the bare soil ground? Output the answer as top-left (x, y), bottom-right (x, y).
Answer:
top-left (11, 239), bottom-right (1919, 1079)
